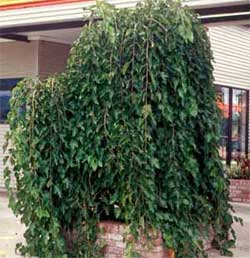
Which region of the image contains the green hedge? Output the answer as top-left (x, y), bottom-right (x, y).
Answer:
top-left (4, 1), bottom-right (236, 257)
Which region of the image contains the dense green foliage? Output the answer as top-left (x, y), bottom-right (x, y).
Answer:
top-left (4, 1), bottom-right (236, 257)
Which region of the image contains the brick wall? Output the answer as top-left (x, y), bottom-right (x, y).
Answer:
top-left (97, 221), bottom-right (171, 258)
top-left (97, 221), bottom-right (212, 258)
top-left (38, 40), bottom-right (71, 79)
top-left (229, 179), bottom-right (250, 203)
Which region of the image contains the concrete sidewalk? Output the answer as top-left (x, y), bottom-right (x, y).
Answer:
top-left (0, 197), bottom-right (25, 258)
top-left (0, 196), bottom-right (249, 258)
top-left (208, 202), bottom-right (250, 258)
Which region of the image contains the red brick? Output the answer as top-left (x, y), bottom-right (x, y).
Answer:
top-left (230, 180), bottom-right (240, 186)
top-left (97, 221), bottom-right (170, 258)
top-left (104, 254), bottom-right (123, 258)
top-left (104, 246), bottom-right (124, 255)
top-left (97, 221), bottom-right (215, 258)
top-left (229, 180), bottom-right (250, 203)
top-left (98, 221), bottom-right (125, 234)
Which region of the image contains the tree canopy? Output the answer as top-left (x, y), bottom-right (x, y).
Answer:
top-left (5, 1), bottom-right (235, 257)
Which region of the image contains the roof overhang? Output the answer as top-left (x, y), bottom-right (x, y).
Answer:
top-left (0, 0), bottom-right (91, 10)
top-left (186, 0), bottom-right (250, 26)
top-left (0, 0), bottom-right (249, 42)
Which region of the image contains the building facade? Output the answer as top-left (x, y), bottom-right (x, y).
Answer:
top-left (210, 25), bottom-right (250, 165)
top-left (0, 0), bottom-right (250, 188)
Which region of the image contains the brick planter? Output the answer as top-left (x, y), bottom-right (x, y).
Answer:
top-left (97, 221), bottom-right (213, 258)
top-left (97, 221), bottom-right (171, 258)
top-left (229, 179), bottom-right (250, 203)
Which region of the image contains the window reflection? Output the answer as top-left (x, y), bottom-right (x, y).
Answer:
top-left (0, 78), bottom-right (22, 124)
top-left (232, 89), bottom-right (247, 161)
top-left (0, 91), bottom-right (11, 123)
top-left (216, 85), bottom-right (248, 165)
top-left (216, 87), bottom-right (229, 161)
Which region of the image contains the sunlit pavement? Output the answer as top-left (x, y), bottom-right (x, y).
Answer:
top-left (208, 202), bottom-right (250, 258)
top-left (0, 195), bottom-right (25, 258)
top-left (0, 195), bottom-right (249, 258)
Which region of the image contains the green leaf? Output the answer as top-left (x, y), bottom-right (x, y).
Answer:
top-left (122, 62), bottom-right (130, 75)
top-left (142, 104), bottom-right (152, 119)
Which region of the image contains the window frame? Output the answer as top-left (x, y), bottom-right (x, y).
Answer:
top-left (0, 78), bottom-right (23, 124)
top-left (216, 84), bottom-right (249, 165)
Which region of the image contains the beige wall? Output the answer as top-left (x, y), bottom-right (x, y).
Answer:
top-left (0, 41), bottom-right (38, 79)
top-left (0, 40), bottom-right (71, 79)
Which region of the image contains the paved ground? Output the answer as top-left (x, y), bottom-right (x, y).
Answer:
top-left (208, 202), bottom-right (250, 258)
top-left (0, 196), bottom-right (249, 258)
top-left (0, 196), bottom-right (25, 258)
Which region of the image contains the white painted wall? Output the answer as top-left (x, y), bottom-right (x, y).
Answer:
top-left (209, 26), bottom-right (250, 89)
top-left (0, 0), bottom-right (248, 30)
top-left (0, 0), bottom-right (140, 29)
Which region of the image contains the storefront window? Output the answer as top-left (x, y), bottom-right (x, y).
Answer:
top-left (0, 78), bottom-right (22, 124)
top-left (232, 89), bottom-right (248, 160)
top-left (216, 87), bottom-right (230, 161)
top-left (216, 85), bottom-right (249, 165)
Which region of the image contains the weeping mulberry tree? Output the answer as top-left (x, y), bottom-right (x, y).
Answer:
top-left (4, 1), bottom-right (236, 257)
